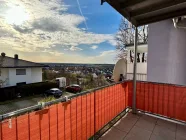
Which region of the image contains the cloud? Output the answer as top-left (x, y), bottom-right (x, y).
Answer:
top-left (0, 0), bottom-right (116, 63)
top-left (42, 49), bottom-right (64, 56)
top-left (69, 46), bottom-right (82, 51)
top-left (1, 44), bottom-right (116, 64)
top-left (108, 39), bottom-right (117, 46)
top-left (100, 50), bottom-right (115, 56)
top-left (12, 46), bottom-right (33, 52)
top-left (42, 50), bottom-right (116, 64)
top-left (13, 25), bottom-right (33, 33)
top-left (91, 45), bottom-right (98, 49)
top-left (0, 0), bottom-right (115, 52)
top-left (48, 51), bottom-right (64, 56)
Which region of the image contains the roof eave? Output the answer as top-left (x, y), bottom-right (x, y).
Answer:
top-left (103, 0), bottom-right (186, 27)
top-left (0, 66), bottom-right (49, 68)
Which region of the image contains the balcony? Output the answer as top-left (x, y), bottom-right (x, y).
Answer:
top-left (101, 112), bottom-right (186, 140)
top-left (0, 81), bottom-right (186, 140)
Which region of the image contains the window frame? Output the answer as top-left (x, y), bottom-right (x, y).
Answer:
top-left (16, 69), bottom-right (26, 75)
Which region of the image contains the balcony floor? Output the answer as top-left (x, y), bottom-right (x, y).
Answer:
top-left (100, 112), bottom-right (186, 140)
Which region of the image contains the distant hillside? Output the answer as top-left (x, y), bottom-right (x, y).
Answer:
top-left (41, 63), bottom-right (115, 67)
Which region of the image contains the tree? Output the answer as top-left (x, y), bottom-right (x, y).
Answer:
top-left (115, 18), bottom-right (148, 60)
top-left (43, 70), bottom-right (47, 81)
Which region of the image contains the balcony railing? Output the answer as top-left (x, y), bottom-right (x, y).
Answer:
top-left (0, 80), bottom-right (186, 140)
top-left (0, 82), bottom-right (129, 140)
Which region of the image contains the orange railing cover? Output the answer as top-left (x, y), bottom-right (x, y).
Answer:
top-left (128, 81), bottom-right (186, 122)
top-left (0, 82), bottom-right (128, 140)
top-left (2, 81), bottom-right (186, 140)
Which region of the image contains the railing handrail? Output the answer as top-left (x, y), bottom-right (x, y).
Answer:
top-left (136, 80), bottom-right (186, 87)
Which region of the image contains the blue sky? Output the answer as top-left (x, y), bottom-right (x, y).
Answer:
top-left (0, 0), bottom-right (122, 64)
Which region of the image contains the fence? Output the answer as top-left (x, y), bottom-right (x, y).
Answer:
top-left (129, 81), bottom-right (186, 122)
top-left (0, 82), bottom-right (58, 102)
top-left (126, 73), bottom-right (147, 81)
top-left (1, 80), bottom-right (186, 140)
top-left (0, 82), bottom-right (129, 140)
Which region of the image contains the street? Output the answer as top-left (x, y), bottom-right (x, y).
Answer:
top-left (0, 92), bottom-right (74, 114)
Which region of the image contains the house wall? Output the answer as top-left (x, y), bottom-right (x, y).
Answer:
top-left (8, 68), bottom-right (32, 86)
top-left (0, 68), bottom-right (9, 87)
top-left (126, 48), bottom-right (147, 74)
top-left (147, 19), bottom-right (186, 85)
top-left (127, 63), bottom-right (147, 74)
top-left (8, 68), bottom-right (42, 86)
top-left (31, 68), bottom-right (42, 83)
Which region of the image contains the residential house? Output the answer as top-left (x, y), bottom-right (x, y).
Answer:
top-left (0, 53), bottom-right (48, 87)
top-left (126, 44), bottom-right (147, 81)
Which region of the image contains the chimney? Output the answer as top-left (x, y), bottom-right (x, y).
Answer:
top-left (1, 52), bottom-right (6, 57)
top-left (14, 54), bottom-right (18, 59)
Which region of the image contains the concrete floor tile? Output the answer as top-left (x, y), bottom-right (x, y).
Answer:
top-left (100, 127), bottom-right (127, 140)
top-left (176, 135), bottom-right (186, 140)
top-left (124, 126), bottom-right (151, 140)
top-left (124, 112), bottom-right (141, 120)
top-left (176, 124), bottom-right (186, 140)
top-left (153, 125), bottom-right (176, 139)
top-left (150, 134), bottom-right (175, 140)
top-left (114, 118), bottom-right (136, 132)
top-left (157, 119), bottom-right (176, 132)
top-left (100, 113), bottom-right (178, 140)
top-left (135, 116), bottom-right (156, 131)
top-left (140, 115), bottom-right (158, 123)
top-left (126, 126), bottom-right (152, 140)
top-left (124, 133), bottom-right (150, 140)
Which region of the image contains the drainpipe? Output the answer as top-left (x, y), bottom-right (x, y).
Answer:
top-left (132, 27), bottom-right (138, 114)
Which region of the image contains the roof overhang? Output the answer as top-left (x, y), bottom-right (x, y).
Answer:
top-left (0, 66), bottom-right (48, 68)
top-left (102, 0), bottom-right (186, 27)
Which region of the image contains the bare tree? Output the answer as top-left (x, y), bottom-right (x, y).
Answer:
top-left (115, 18), bottom-right (148, 60)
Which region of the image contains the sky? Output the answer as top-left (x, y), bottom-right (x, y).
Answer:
top-left (0, 0), bottom-right (122, 64)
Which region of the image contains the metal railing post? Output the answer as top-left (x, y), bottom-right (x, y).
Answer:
top-left (132, 27), bottom-right (138, 114)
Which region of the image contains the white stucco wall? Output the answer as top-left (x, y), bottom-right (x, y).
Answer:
top-left (127, 48), bottom-right (147, 74)
top-left (0, 68), bottom-right (9, 86)
top-left (127, 63), bottom-right (147, 74)
top-left (8, 68), bottom-right (32, 86)
top-left (31, 68), bottom-right (42, 83)
top-left (147, 19), bottom-right (186, 85)
top-left (8, 68), bottom-right (42, 86)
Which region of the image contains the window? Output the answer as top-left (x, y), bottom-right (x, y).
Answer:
top-left (16, 69), bottom-right (26, 75)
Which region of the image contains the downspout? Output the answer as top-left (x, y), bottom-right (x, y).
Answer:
top-left (132, 27), bottom-right (138, 114)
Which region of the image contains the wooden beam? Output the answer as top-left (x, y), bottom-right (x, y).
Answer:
top-left (137, 7), bottom-right (186, 26)
top-left (120, 0), bottom-right (146, 9)
top-left (107, 0), bottom-right (138, 26)
top-left (130, 0), bottom-right (186, 17)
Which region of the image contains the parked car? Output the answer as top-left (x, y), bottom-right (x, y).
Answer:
top-left (66, 84), bottom-right (82, 93)
top-left (44, 88), bottom-right (62, 97)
